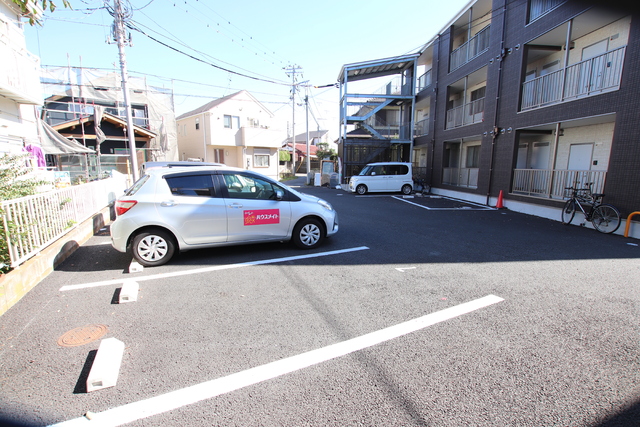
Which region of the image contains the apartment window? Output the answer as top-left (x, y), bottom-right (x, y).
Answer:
top-left (465, 145), bottom-right (481, 168)
top-left (470, 87), bottom-right (486, 102)
top-left (195, 118), bottom-right (200, 130)
top-left (254, 148), bottom-right (270, 168)
top-left (529, 0), bottom-right (565, 23)
top-left (224, 115), bottom-right (240, 129)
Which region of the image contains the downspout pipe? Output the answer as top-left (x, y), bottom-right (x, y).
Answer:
top-left (485, 1), bottom-right (508, 206)
top-left (429, 35), bottom-right (441, 188)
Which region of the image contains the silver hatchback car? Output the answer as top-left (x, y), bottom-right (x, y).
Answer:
top-left (110, 165), bottom-right (339, 266)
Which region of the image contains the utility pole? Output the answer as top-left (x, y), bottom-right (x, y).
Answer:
top-left (284, 65), bottom-right (302, 176)
top-left (111, 0), bottom-right (139, 182)
top-left (305, 89), bottom-right (310, 175)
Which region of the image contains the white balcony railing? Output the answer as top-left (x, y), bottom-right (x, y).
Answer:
top-left (450, 25), bottom-right (491, 71)
top-left (521, 46), bottom-right (626, 110)
top-left (417, 70), bottom-right (432, 92)
top-left (442, 167), bottom-right (479, 188)
top-left (511, 169), bottom-right (607, 199)
top-left (0, 39), bottom-right (42, 104)
top-left (415, 118), bottom-right (429, 137)
top-left (445, 97), bottom-right (485, 129)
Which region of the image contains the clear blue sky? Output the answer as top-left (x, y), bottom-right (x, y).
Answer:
top-left (26, 0), bottom-right (471, 133)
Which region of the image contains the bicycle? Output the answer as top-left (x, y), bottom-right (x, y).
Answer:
top-left (561, 183), bottom-right (621, 234)
top-left (413, 177), bottom-right (430, 196)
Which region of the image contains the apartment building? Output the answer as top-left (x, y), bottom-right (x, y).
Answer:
top-left (339, 0), bottom-right (639, 232)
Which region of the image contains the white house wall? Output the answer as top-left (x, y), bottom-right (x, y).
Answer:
top-left (177, 91), bottom-right (286, 180)
top-left (554, 122), bottom-right (614, 171)
top-left (0, 0), bottom-right (42, 155)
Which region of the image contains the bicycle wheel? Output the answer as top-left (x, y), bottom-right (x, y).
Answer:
top-left (561, 200), bottom-right (576, 224)
top-left (591, 204), bottom-right (621, 234)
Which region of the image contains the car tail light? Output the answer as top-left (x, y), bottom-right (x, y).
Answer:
top-left (115, 200), bottom-right (137, 216)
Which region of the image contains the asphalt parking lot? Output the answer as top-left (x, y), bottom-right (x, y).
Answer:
top-left (1, 178), bottom-right (639, 427)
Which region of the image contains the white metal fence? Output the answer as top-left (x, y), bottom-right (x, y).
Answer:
top-left (1, 172), bottom-right (130, 268)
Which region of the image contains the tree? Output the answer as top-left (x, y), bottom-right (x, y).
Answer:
top-left (11, 0), bottom-right (71, 25)
top-left (315, 142), bottom-right (337, 161)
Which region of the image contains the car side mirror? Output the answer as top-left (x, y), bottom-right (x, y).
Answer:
top-left (371, 172), bottom-right (376, 176)
top-left (275, 189), bottom-right (284, 201)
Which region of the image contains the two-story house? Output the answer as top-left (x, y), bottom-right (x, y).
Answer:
top-left (340, 0), bottom-right (640, 236)
top-left (176, 90), bottom-right (285, 180)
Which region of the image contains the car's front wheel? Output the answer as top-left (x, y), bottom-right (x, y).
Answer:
top-left (356, 184), bottom-right (367, 195)
top-left (131, 229), bottom-right (176, 267)
top-left (292, 218), bottom-right (324, 249)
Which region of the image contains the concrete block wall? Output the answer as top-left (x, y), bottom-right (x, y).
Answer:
top-left (0, 205), bottom-right (112, 317)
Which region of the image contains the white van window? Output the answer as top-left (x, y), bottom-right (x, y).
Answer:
top-left (360, 165), bottom-right (387, 176)
top-left (388, 165), bottom-right (409, 175)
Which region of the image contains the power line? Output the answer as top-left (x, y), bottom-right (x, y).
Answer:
top-left (125, 22), bottom-right (292, 86)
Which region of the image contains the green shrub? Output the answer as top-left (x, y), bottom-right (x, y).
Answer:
top-left (0, 154), bottom-right (47, 274)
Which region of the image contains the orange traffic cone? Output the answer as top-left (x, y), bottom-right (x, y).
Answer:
top-left (496, 190), bottom-right (504, 209)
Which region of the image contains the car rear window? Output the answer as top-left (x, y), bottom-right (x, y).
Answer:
top-left (125, 175), bottom-right (150, 196)
top-left (165, 174), bottom-right (215, 197)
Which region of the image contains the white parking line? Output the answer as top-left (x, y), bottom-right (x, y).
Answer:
top-left (392, 195), bottom-right (494, 210)
top-left (50, 294), bottom-right (504, 427)
top-left (59, 246), bottom-right (370, 292)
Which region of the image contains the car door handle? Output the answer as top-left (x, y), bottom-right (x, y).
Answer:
top-left (228, 203), bottom-right (243, 209)
top-left (160, 200), bottom-right (177, 207)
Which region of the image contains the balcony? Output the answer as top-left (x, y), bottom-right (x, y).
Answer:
top-left (511, 169), bottom-right (607, 199)
top-left (417, 70), bottom-right (432, 93)
top-left (415, 118), bottom-right (429, 137)
top-left (442, 167), bottom-right (478, 188)
top-left (236, 126), bottom-right (282, 148)
top-left (521, 47), bottom-right (626, 110)
top-left (445, 97), bottom-right (485, 129)
top-left (450, 25), bottom-right (491, 71)
top-left (0, 37), bottom-right (42, 104)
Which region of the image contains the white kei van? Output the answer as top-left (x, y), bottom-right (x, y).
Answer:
top-left (348, 162), bottom-right (413, 195)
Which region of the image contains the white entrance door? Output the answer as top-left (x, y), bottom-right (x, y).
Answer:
top-left (582, 39), bottom-right (608, 93)
top-left (568, 143), bottom-right (593, 188)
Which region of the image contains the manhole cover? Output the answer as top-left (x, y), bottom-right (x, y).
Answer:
top-left (57, 324), bottom-right (108, 347)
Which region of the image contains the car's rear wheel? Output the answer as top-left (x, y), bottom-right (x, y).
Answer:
top-left (292, 218), bottom-right (324, 249)
top-left (131, 229), bottom-right (176, 267)
top-left (401, 184), bottom-right (412, 195)
top-left (356, 184), bottom-right (367, 195)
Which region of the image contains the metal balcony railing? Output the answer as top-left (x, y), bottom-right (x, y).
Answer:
top-left (445, 97), bottom-right (485, 129)
top-left (442, 167), bottom-right (479, 188)
top-left (415, 118), bottom-right (429, 137)
top-left (521, 46), bottom-right (626, 110)
top-left (417, 70), bottom-right (432, 92)
top-left (511, 169), bottom-right (607, 199)
top-left (450, 25), bottom-right (491, 71)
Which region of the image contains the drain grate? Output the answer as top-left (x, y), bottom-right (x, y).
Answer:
top-left (57, 324), bottom-right (108, 347)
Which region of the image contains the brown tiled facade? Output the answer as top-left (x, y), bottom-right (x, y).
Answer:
top-left (342, 0), bottom-right (640, 221)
